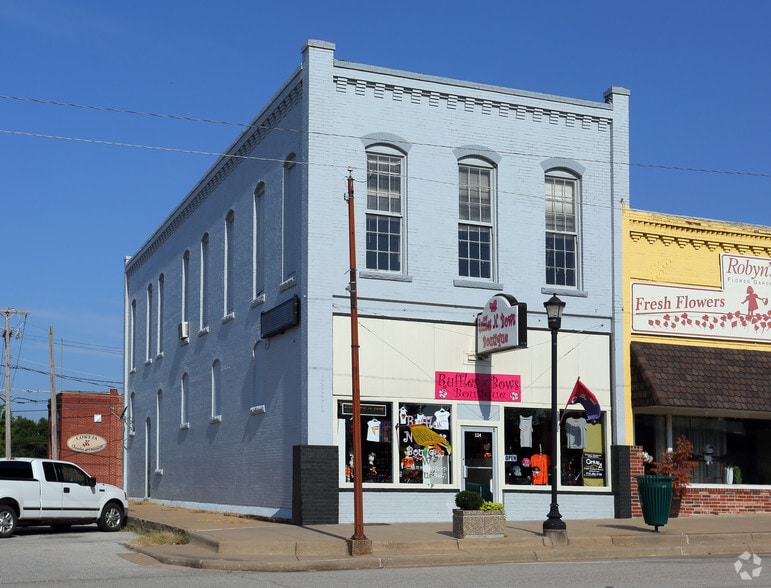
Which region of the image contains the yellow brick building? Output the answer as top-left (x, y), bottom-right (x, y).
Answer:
top-left (623, 207), bottom-right (771, 514)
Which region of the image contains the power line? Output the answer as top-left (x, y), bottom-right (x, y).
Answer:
top-left (15, 365), bottom-right (121, 388)
top-left (0, 94), bottom-right (768, 179)
top-left (27, 334), bottom-right (122, 355)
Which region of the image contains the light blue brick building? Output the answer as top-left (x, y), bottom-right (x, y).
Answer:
top-left (123, 40), bottom-right (630, 523)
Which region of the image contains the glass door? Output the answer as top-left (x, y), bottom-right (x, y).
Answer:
top-left (461, 427), bottom-right (496, 501)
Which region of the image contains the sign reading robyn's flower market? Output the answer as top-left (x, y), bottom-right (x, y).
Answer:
top-left (476, 294), bottom-right (528, 355)
top-left (66, 434), bottom-right (108, 454)
top-left (631, 253), bottom-right (771, 343)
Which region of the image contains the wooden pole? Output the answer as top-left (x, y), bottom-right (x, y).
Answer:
top-left (49, 326), bottom-right (58, 460)
top-left (345, 169), bottom-right (369, 546)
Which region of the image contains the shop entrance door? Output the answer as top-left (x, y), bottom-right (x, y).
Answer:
top-left (461, 427), bottom-right (496, 501)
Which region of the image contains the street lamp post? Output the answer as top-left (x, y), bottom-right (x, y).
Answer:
top-left (543, 295), bottom-right (567, 536)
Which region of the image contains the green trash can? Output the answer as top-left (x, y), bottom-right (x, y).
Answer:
top-left (636, 475), bottom-right (673, 532)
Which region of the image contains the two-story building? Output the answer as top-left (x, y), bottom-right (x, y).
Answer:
top-left (123, 40), bottom-right (630, 523)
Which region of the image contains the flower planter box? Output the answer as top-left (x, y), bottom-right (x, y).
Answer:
top-left (452, 509), bottom-right (505, 538)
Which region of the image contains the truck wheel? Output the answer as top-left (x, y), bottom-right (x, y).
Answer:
top-left (0, 504), bottom-right (17, 538)
top-left (98, 502), bottom-right (125, 532)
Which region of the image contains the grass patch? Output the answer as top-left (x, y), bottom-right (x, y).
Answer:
top-left (126, 519), bottom-right (189, 546)
top-left (130, 526), bottom-right (188, 546)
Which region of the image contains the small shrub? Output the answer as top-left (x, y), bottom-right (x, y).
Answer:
top-left (480, 500), bottom-right (504, 511)
top-left (454, 490), bottom-right (484, 510)
top-left (651, 435), bottom-right (697, 499)
top-left (733, 466), bottom-right (743, 484)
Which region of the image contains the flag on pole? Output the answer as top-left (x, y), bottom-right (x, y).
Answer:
top-left (564, 378), bottom-right (601, 423)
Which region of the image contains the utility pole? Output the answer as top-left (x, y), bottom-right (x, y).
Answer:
top-left (345, 169), bottom-right (371, 555)
top-left (3, 307), bottom-right (30, 458)
top-left (49, 326), bottom-right (58, 460)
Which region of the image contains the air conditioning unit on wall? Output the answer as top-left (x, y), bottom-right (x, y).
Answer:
top-left (178, 321), bottom-right (190, 339)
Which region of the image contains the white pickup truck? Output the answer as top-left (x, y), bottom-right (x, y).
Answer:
top-left (0, 458), bottom-right (128, 538)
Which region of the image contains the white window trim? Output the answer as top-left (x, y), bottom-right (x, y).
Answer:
top-left (365, 145), bottom-right (407, 274)
top-left (457, 157), bottom-right (496, 282)
top-left (545, 168), bottom-right (582, 289)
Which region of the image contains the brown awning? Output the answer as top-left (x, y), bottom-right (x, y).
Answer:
top-left (631, 341), bottom-right (771, 414)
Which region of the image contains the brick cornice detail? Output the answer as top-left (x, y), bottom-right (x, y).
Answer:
top-left (332, 76), bottom-right (611, 130)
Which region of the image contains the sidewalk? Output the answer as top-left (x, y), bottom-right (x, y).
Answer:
top-left (126, 501), bottom-right (771, 572)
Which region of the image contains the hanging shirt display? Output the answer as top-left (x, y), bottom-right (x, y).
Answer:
top-left (565, 416), bottom-right (588, 449)
top-left (519, 415), bottom-right (533, 448)
top-left (433, 408), bottom-right (450, 430)
top-left (367, 418), bottom-right (381, 442)
top-left (530, 453), bottom-right (549, 485)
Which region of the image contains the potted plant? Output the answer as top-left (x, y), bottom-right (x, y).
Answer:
top-left (651, 435), bottom-right (697, 517)
top-left (452, 491), bottom-right (505, 538)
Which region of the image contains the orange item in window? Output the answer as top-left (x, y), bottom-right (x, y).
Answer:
top-left (530, 453), bottom-right (550, 485)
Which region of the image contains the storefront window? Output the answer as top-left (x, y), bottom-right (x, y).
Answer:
top-left (504, 407), bottom-right (606, 487)
top-left (562, 411), bottom-right (606, 487)
top-left (636, 414), bottom-right (771, 485)
top-left (338, 402), bottom-right (393, 484)
top-left (397, 403), bottom-right (452, 485)
top-left (504, 408), bottom-right (551, 486)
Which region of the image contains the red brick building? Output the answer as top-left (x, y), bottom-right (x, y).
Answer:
top-left (50, 389), bottom-right (123, 488)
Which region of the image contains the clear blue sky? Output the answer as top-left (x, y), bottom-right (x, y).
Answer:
top-left (1, 1), bottom-right (768, 420)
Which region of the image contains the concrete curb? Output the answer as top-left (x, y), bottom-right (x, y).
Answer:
top-left (125, 516), bottom-right (771, 572)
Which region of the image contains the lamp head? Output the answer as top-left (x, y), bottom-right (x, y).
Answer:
top-left (543, 295), bottom-right (565, 331)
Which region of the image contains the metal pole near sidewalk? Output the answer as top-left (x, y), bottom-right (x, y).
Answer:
top-left (345, 169), bottom-right (372, 555)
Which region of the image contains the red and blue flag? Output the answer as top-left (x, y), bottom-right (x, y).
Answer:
top-left (564, 378), bottom-right (601, 423)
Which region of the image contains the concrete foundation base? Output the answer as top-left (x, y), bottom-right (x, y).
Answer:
top-left (544, 529), bottom-right (569, 546)
top-left (348, 538), bottom-right (373, 555)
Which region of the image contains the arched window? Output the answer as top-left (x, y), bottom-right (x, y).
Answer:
top-left (181, 250), bottom-right (190, 336)
top-left (282, 156), bottom-right (298, 283)
top-left (128, 392), bottom-right (135, 436)
top-left (180, 373), bottom-right (189, 428)
top-left (129, 300), bottom-right (137, 372)
top-left (545, 169), bottom-right (581, 287)
top-left (224, 210), bottom-right (235, 317)
top-left (200, 233), bottom-right (210, 330)
top-left (458, 157), bottom-right (496, 279)
top-left (156, 274), bottom-right (164, 356)
top-left (366, 145), bottom-right (405, 272)
top-left (250, 341), bottom-right (266, 415)
top-left (155, 389), bottom-right (162, 471)
top-left (253, 182), bottom-right (265, 298)
top-left (145, 284), bottom-right (153, 363)
top-left (211, 359), bottom-right (221, 422)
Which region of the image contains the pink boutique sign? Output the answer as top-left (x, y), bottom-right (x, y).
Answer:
top-left (435, 371), bottom-right (521, 403)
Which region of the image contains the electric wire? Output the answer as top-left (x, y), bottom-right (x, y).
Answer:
top-left (0, 94), bottom-right (768, 179)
